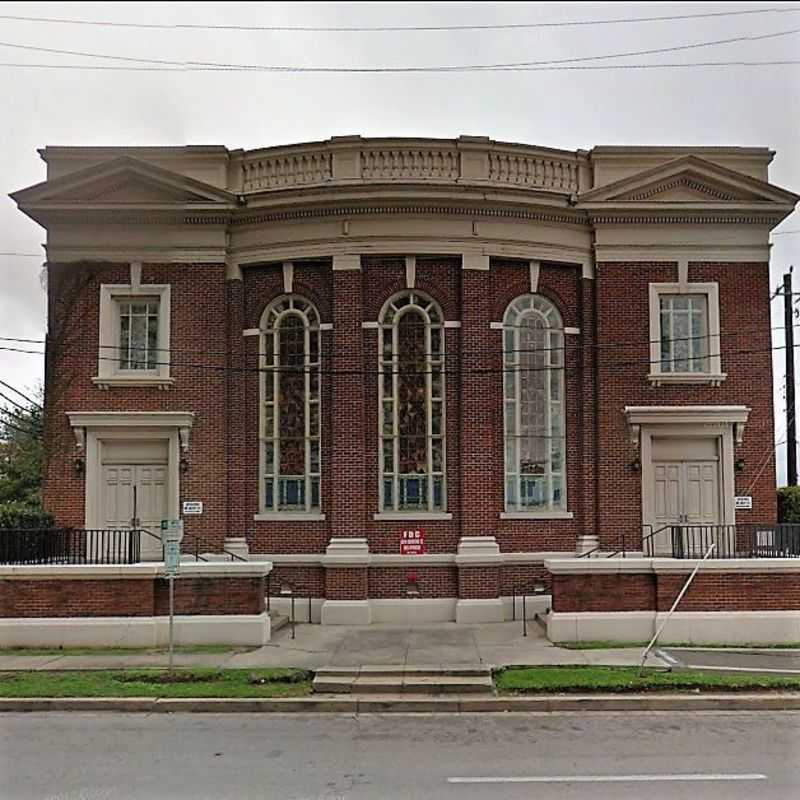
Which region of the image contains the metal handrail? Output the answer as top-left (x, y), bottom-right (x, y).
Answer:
top-left (640, 524), bottom-right (672, 557)
top-left (0, 527), bottom-right (142, 565)
top-left (511, 583), bottom-right (549, 637)
top-left (265, 579), bottom-right (315, 635)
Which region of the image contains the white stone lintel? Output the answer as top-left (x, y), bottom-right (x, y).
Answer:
top-left (462, 254), bottom-right (490, 271)
top-left (332, 254), bottom-right (361, 271)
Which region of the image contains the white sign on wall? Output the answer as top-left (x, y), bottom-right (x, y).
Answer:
top-left (735, 496), bottom-right (753, 510)
top-left (182, 501), bottom-right (204, 515)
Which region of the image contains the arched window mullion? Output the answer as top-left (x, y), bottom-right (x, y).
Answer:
top-left (503, 295), bottom-right (565, 514)
top-left (378, 292), bottom-right (445, 513)
top-left (259, 295), bottom-right (321, 515)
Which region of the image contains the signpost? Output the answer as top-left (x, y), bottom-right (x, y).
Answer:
top-left (400, 529), bottom-right (426, 555)
top-left (160, 519), bottom-right (184, 674)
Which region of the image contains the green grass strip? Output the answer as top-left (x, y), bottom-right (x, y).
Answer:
top-left (0, 668), bottom-right (312, 698)
top-left (0, 645), bottom-right (250, 657)
top-left (558, 641), bottom-right (800, 651)
top-left (495, 666), bottom-right (800, 694)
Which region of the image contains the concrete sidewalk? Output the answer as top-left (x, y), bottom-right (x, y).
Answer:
top-left (0, 622), bottom-right (665, 671)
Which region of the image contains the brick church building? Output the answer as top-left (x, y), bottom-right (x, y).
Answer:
top-left (12, 136), bottom-right (798, 624)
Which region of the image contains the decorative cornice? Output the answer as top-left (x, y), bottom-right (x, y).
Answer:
top-left (233, 204), bottom-right (589, 228)
top-left (589, 213), bottom-right (785, 225)
top-left (24, 210), bottom-right (233, 226)
top-left (623, 177), bottom-right (741, 202)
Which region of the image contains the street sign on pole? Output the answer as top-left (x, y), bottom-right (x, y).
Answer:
top-left (160, 519), bottom-right (184, 674)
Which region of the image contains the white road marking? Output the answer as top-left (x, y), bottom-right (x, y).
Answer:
top-left (448, 773), bottom-right (767, 784)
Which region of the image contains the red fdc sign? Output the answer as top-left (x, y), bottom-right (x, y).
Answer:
top-left (400, 528), bottom-right (426, 555)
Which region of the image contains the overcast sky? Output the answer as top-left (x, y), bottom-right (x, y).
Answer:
top-left (1, 1), bottom-right (798, 480)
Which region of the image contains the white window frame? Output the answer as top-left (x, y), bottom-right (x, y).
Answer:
top-left (500, 294), bottom-right (572, 520)
top-left (375, 290), bottom-right (451, 520)
top-left (255, 294), bottom-right (325, 521)
top-left (93, 283), bottom-right (172, 388)
top-left (648, 282), bottom-right (725, 386)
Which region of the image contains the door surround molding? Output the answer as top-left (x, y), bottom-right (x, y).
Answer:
top-left (66, 411), bottom-right (194, 529)
top-left (624, 405), bottom-right (749, 531)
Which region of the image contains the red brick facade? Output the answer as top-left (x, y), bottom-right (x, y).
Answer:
top-left (40, 255), bottom-right (777, 602)
top-left (550, 568), bottom-right (800, 613)
top-left (0, 574), bottom-right (265, 618)
top-left (17, 138), bottom-right (792, 613)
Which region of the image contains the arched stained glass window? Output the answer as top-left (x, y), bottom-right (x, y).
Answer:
top-left (503, 295), bottom-right (566, 512)
top-left (260, 295), bottom-right (321, 513)
top-left (379, 291), bottom-right (446, 512)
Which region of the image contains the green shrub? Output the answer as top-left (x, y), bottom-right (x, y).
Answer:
top-left (0, 502), bottom-right (55, 529)
top-left (778, 486), bottom-right (800, 523)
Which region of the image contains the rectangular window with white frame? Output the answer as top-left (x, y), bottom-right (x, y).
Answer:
top-left (93, 283), bottom-right (172, 388)
top-left (118, 298), bottom-right (160, 371)
top-left (648, 283), bottom-right (724, 386)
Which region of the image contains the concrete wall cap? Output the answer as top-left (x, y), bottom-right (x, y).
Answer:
top-left (0, 561), bottom-right (272, 580)
top-left (544, 558), bottom-right (655, 575)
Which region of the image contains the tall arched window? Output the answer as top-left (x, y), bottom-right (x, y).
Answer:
top-left (260, 295), bottom-right (321, 513)
top-left (503, 294), bottom-right (566, 513)
top-left (379, 291), bottom-right (446, 512)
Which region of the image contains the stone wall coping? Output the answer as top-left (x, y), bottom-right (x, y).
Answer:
top-left (252, 551), bottom-right (572, 566)
top-left (651, 558), bottom-right (800, 574)
top-left (545, 558), bottom-right (656, 575)
top-left (545, 557), bottom-right (800, 575)
top-left (0, 561), bottom-right (273, 580)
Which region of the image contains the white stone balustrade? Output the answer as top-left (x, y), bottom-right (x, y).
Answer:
top-left (235, 136), bottom-right (584, 194)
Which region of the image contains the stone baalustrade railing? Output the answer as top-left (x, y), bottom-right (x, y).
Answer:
top-left (235, 136), bottom-right (587, 195)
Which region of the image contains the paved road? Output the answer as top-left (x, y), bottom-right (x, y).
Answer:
top-left (2, 711), bottom-right (799, 799)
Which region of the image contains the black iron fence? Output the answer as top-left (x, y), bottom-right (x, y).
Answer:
top-left (0, 528), bottom-right (142, 565)
top-left (643, 523), bottom-right (800, 559)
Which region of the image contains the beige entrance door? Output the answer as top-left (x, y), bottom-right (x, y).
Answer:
top-left (652, 459), bottom-right (720, 554)
top-left (101, 441), bottom-right (169, 560)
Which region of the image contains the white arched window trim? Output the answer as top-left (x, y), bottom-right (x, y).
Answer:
top-left (254, 294), bottom-right (325, 521)
top-left (500, 294), bottom-right (573, 520)
top-left (374, 290), bottom-right (451, 520)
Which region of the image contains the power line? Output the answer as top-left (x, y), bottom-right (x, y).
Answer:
top-left (0, 317), bottom-right (794, 358)
top-left (1, 7), bottom-right (798, 33)
top-left (0, 413), bottom-right (41, 440)
top-left (0, 252), bottom-right (42, 257)
top-left (0, 379), bottom-right (41, 409)
top-left (0, 388), bottom-right (35, 414)
top-left (0, 404), bottom-right (42, 434)
top-left (773, 229), bottom-right (800, 236)
top-left (2, 26), bottom-right (800, 73)
top-left (1, 60), bottom-right (799, 73)
top-left (0, 337), bottom-right (797, 377)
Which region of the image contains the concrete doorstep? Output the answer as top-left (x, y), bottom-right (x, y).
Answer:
top-left (4, 693), bottom-right (800, 713)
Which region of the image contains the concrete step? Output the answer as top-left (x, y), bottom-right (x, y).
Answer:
top-left (315, 665), bottom-right (491, 679)
top-left (312, 666), bottom-right (494, 696)
top-left (268, 611), bottom-right (290, 633)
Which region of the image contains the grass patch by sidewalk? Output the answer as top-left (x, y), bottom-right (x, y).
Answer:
top-left (495, 666), bottom-right (800, 694)
top-left (557, 641), bottom-right (800, 651)
top-left (0, 645), bottom-right (252, 657)
top-left (0, 668), bottom-right (312, 698)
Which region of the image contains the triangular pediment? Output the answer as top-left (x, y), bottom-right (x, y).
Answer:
top-left (577, 155), bottom-right (798, 206)
top-left (12, 156), bottom-right (236, 207)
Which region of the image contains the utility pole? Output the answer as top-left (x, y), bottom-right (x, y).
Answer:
top-left (785, 269), bottom-right (797, 485)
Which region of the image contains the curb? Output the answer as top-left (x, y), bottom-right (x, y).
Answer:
top-left (3, 693), bottom-right (800, 713)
